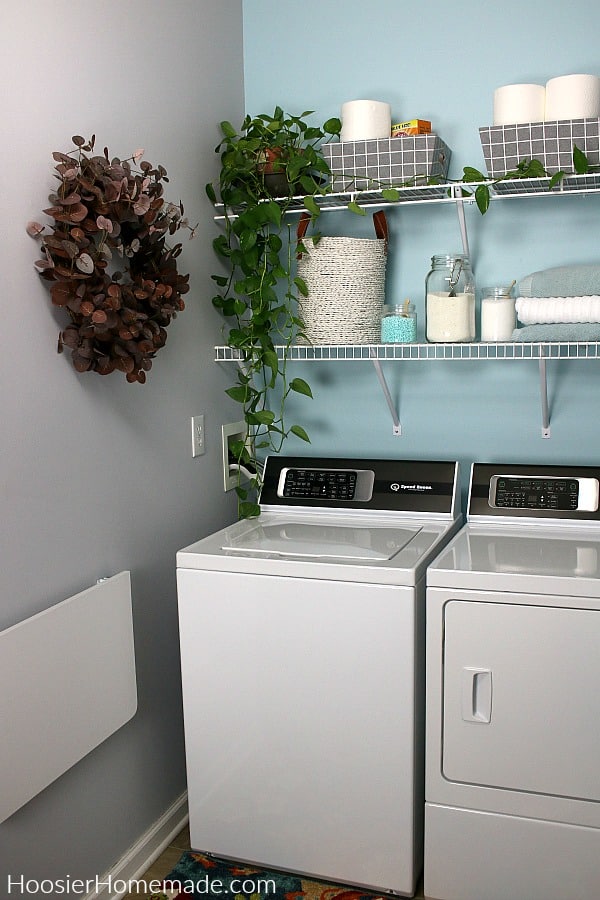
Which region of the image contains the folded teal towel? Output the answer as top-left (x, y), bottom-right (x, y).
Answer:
top-left (518, 265), bottom-right (600, 298)
top-left (512, 323), bottom-right (600, 341)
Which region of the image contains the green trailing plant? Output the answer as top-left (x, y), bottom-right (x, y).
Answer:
top-left (207, 107), bottom-right (341, 518)
top-left (208, 111), bottom-right (595, 519)
top-left (460, 144), bottom-right (597, 213)
top-left (339, 145), bottom-right (597, 215)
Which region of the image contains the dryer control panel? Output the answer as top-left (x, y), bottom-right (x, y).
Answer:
top-left (490, 475), bottom-right (599, 512)
top-left (469, 464), bottom-right (600, 521)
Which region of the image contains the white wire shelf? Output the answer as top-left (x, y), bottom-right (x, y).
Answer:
top-left (213, 173), bottom-right (600, 219)
top-left (215, 341), bottom-right (600, 362)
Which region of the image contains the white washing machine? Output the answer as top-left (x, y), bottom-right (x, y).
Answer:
top-left (425, 462), bottom-right (600, 900)
top-left (177, 455), bottom-right (461, 896)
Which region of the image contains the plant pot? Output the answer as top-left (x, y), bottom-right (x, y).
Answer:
top-left (258, 148), bottom-right (293, 197)
top-left (261, 170), bottom-right (293, 197)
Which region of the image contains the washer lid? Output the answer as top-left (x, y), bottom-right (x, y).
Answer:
top-left (223, 520), bottom-right (422, 561)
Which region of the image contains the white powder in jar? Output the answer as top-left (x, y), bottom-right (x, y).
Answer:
top-left (481, 296), bottom-right (515, 341)
top-left (426, 291), bottom-right (475, 342)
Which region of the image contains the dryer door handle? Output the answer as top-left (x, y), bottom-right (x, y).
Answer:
top-left (461, 667), bottom-right (492, 723)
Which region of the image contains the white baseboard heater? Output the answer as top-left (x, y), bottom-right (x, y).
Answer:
top-left (0, 571), bottom-right (137, 823)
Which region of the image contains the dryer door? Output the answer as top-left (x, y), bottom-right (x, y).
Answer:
top-left (442, 599), bottom-right (600, 802)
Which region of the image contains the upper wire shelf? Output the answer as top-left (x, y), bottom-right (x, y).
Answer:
top-left (212, 173), bottom-right (600, 219)
top-left (215, 342), bottom-right (600, 362)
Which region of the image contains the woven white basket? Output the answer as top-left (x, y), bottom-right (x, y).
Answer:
top-left (296, 213), bottom-right (388, 344)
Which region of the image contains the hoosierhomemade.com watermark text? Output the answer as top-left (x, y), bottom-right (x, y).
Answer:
top-left (7, 872), bottom-right (277, 896)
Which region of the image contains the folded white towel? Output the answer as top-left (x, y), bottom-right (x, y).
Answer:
top-left (515, 295), bottom-right (600, 325)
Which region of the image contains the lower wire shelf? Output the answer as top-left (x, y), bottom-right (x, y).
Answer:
top-left (215, 341), bottom-right (600, 362)
top-left (214, 342), bottom-right (600, 439)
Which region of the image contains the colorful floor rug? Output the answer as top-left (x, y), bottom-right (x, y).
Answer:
top-left (154, 850), bottom-right (389, 900)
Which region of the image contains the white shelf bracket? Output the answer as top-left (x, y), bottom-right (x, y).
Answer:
top-left (370, 352), bottom-right (402, 435)
top-left (539, 351), bottom-right (551, 438)
top-left (451, 184), bottom-right (471, 258)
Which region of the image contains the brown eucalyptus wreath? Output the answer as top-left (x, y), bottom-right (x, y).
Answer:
top-left (28, 134), bottom-right (196, 383)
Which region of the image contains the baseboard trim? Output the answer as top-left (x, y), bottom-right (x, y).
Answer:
top-left (84, 790), bottom-right (188, 900)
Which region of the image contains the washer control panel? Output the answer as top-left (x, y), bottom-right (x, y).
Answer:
top-left (278, 467), bottom-right (374, 502)
top-left (490, 475), bottom-right (599, 512)
top-left (260, 456), bottom-right (460, 514)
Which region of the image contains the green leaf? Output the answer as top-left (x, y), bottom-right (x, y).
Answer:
top-left (347, 201), bottom-right (366, 215)
top-left (573, 145), bottom-right (589, 175)
top-left (475, 184), bottom-right (490, 215)
top-left (549, 171), bottom-right (565, 189)
top-left (229, 438), bottom-right (248, 460)
top-left (527, 159), bottom-right (547, 178)
top-left (294, 276), bottom-right (308, 297)
top-left (220, 120), bottom-right (237, 139)
top-left (225, 385), bottom-right (250, 403)
top-left (264, 200), bottom-right (282, 227)
top-left (290, 424), bottom-right (310, 442)
top-left (212, 234), bottom-right (230, 257)
top-left (507, 157), bottom-right (547, 179)
top-left (300, 175), bottom-right (322, 196)
top-left (462, 166), bottom-right (486, 183)
top-left (303, 195), bottom-right (320, 216)
top-left (382, 188), bottom-right (400, 201)
top-left (268, 233), bottom-right (283, 252)
top-left (289, 377), bottom-right (313, 398)
top-left (205, 182), bottom-right (217, 203)
top-left (323, 117), bottom-right (342, 136)
top-left (211, 274), bottom-right (229, 286)
top-left (239, 500), bottom-right (261, 519)
top-left (249, 409), bottom-right (275, 426)
top-left (263, 349), bottom-right (279, 387)
top-left (239, 230), bottom-right (257, 253)
top-left (304, 126), bottom-right (324, 141)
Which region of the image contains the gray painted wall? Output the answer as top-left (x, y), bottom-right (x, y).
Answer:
top-left (1, 0), bottom-right (243, 884)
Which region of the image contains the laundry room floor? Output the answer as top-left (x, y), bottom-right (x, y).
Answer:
top-left (122, 825), bottom-right (426, 898)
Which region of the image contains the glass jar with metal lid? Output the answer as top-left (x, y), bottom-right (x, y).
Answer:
top-left (426, 254), bottom-right (475, 342)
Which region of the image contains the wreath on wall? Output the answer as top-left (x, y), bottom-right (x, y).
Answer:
top-left (27, 134), bottom-right (196, 383)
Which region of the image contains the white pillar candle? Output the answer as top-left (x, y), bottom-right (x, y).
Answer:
top-left (545, 74), bottom-right (600, 121)
top-left (493, 83), bottom-right (545, 125)
top-left (340, 100), bottom-right (391, 141)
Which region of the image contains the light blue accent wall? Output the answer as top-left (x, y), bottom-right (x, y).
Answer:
top-left (242, 0), bottom-right (600, 500)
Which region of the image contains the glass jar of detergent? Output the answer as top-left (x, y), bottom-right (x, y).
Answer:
top-left (426, 254), bottom-right (476, 342)
top-left (381, 300), bottom-right (417, 343)
top-left (480, 285), bottom-right (516, 341)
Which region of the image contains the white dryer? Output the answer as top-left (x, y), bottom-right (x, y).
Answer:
top-left (177, 455), bottom-right (461, 896)
top-left (425, 462), bottom-right (600, 900)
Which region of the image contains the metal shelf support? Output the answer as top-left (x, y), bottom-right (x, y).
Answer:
top-left (370, 351), bottom-right (402, 435)
top-left (451, 184), bottom-right (471, 258)
top-left (539, 351), bottom-right (551, 438)
top-left (215, 343), bottom-right (600, 439)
